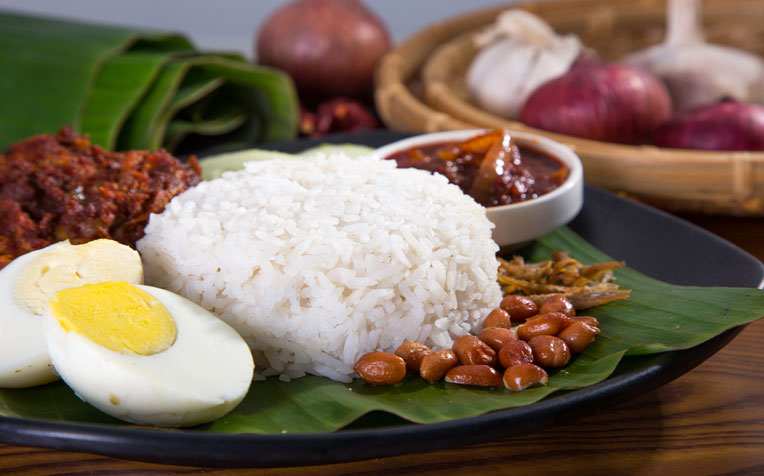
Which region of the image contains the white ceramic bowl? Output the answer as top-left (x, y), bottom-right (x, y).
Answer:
top-left (373, 130), bottom-right (584, 248)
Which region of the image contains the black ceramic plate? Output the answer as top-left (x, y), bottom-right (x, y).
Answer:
top-left (1, 131), bottom-right (762, 468)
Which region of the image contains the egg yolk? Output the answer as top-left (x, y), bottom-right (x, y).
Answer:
top-left (14, 239), bottom-right (144, 315)
top-left (48, 281), bottom-right (176, 355)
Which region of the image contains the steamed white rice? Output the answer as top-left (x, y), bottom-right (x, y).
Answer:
top-left (137, 153), bottom-right (502, 382)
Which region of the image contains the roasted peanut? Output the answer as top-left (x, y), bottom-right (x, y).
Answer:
top-left (394, 341), bottom-right (432, 372)
top-left (452, 335), bottom-right (497, 366)
top-left (445, 365), bottom-right (502, 387)
top-left (572, 315), bottom-right (600, 327)
top-left (558, 320), bottom-right (600, 354)
top-left (516, 312), bottom-right (572, 341)
top-left (528, 335), bottom-right (571, 368)
top-left (498, 339), bottom-right (534, 368)
top-left (354, 352), bottom-right (407, 385)
top-left (539, 294), bottom-right (575, 317)
top-left (478, 327), bottom-right (517, 352)
top-left (483, 307), bottom-right (512, 329)
top-left (503, 363), bottom-right (549, 391)
top-left (499, 295), bottom-right (538, 323)
top-left (420, 349), bottom-right (459, 382)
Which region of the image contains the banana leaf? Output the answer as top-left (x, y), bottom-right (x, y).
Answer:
top-left (197, 145), bottom-right (375, 180)
top-left (0, 11), bottom-right (298, 153)
top-left (1, 226), bottom-right (762, 434)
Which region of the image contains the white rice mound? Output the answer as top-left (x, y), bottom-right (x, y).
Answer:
top-left (137, 153), bottom-right (502, 382)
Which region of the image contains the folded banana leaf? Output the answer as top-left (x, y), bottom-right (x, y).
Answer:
top-left (0, 11), bottom-right (298, 153)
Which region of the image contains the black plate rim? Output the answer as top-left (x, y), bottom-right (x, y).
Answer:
top-left (0, 325), bottom-right (745, 468)
top-left (1, 131), bottom-right (761, 468)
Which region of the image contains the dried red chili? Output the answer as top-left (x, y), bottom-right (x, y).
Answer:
top-left (303, 98), bottom-right (378, 137)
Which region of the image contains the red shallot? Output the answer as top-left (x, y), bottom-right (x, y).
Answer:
top-left (519, 63), bottom-right (672, 145)
top-left (255, 0), bottom-right (391, 102)
top-left (654, 99), bottom-right (764, 151)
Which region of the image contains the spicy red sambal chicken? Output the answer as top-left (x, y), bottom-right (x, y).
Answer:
top-left (0, 127), bottom-right (201, 268)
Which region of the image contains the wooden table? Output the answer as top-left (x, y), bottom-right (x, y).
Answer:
top-left (1, 214), bottom-right (763, 476)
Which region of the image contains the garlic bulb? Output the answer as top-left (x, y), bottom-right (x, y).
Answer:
top-left (624, 0), bottom-right (764, 112)
top-left (466, 10), bottom-right (583, 120)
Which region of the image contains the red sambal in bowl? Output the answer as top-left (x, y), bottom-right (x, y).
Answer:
top-left (383, 129), bottom-right (569, 207)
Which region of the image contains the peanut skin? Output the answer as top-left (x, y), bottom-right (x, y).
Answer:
top-left (478, 327), bottom-right (517, 352)
top-left (395, 341), bottom-right (432, 372)
top-left (445, 365), bottom-right (502, 387)
top-left (516, 312), bottom-right (572, 341)
top-left (498, 339), bottom-right (534, 368)
top-left (354, 352), bottom-right (407, 385)
top-left (452, 335), bottom-right (497, 366)
top-left (503, 363), bottom-right (549, 391)
top-left (539, 294), bottom-right (575, 317)
top-left (483, 307), bottom-right (512, 329)
top-left (572, 315), bottom-right (600, 327)
top-left (528, 335), bottom-right (571, 368)
top-left (499, 295), bottom-right (538, 323)
top-left (420, 349), bottom-right (459, 382)
top-left (558, 321), bottom-right (600, 354)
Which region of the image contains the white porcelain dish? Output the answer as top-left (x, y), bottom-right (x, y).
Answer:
top-left (373, 129), bottom-right (584, 248)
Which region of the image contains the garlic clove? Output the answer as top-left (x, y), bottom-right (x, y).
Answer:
top-left (467, 39), bottom-right (536, 118)
top-left (467, 10), bottom-right (582, 120)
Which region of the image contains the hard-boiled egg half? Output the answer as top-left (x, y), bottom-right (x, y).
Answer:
top-left (0, 239), bottom-right (143, 388)
top-left (43, 281), bottom-right (254, 427)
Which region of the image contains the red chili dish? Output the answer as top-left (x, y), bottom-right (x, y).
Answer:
top-left (384, 129), bottom-right (569, 207)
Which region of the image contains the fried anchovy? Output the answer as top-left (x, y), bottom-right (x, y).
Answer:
top-left (497, 252), bottom-right (630, 310)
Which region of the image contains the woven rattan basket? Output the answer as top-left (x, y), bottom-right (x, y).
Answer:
top-left (374, 0), bottom-right (764, 215)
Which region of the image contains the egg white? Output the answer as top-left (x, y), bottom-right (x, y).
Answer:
top-left (0, 240), bottom-right (144, 388)
top-left (43, 285), bottom-right (255, 427)
top-left (0, 243), bottom-right (69, 388)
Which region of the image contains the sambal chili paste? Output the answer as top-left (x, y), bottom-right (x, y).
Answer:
top-left (0, 127), bottom-right (201, 269)
top-left (385, 129), bottom-right (568, 207)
